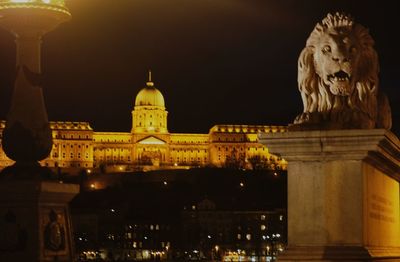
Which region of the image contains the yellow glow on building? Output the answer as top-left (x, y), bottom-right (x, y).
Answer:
top-left (0, 75), bottom-right (288, 172)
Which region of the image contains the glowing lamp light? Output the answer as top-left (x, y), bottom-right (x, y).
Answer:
top-left (0, 0), bottom-right (71, 16)
top-left (6, 0), bottom-right (63, 5)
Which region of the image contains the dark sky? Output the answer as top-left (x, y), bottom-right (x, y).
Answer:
top-left (0, 0), bottom-right (398, 136)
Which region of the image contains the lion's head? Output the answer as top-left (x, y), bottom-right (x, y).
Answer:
top-left (294, 12), bottom-right (391, 130)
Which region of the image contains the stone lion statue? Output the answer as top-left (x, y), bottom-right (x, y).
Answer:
top-left (293, 12), bottom-right (392, 130)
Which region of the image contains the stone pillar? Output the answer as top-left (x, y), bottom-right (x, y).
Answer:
top-left (259, 129), bottom-right (400, 261)
top-left (0, 181), bottom-right (79, 262)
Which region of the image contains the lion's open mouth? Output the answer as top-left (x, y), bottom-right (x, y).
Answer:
top-left (327, 70), bottom-right (351, 83)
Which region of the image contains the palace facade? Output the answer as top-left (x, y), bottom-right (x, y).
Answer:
top-left (0, 75), bottom-right (287, 173)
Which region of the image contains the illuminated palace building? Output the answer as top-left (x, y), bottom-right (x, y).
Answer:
top-left (0, 73), bottom-right (287, 172)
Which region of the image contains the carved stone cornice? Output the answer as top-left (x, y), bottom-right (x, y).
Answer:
top-left (259, 129), bottom-right (400, 179)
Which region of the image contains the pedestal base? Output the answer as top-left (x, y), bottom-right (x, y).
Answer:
top-left (279, 246), bottom-right (400, 261)
top-left (0, 180), bottom-right (79, 262)
top-left (259, 129), bottom-right (400, 262)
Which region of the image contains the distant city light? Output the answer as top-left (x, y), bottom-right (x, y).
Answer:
top-left (110, 208), bottom-right (115, 213)
top-left (274, 172), bottom-right (278, 176)
top-left (163, 181), bottom-right (168, 185)
top-left (90, 183), bottom-right (95, 189)
top-left (207, 235), bottom-right (211, 239)
top-left (240, 182), bottom-right (244, 187)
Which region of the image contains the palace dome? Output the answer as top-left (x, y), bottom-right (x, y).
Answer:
top-left (135, 80), bottom-right (165, 108)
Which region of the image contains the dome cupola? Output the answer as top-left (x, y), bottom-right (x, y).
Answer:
top-left (135, 71), bottom-right (165, 108)
top-left (131, 71), bottom-right (168, 134)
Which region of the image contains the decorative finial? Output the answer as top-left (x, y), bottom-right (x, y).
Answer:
top-left (146, 70), bottom-right (154, 87)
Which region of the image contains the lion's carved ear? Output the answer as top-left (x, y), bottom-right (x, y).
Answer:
top-left (298, 47), bottom-right (318, 95)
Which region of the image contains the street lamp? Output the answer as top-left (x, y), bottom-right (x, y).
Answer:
top-left (214, 245), bottom-right (219, 261)
top-left (0, 0), bottom-right (70, 174)
top-left (0, 3), bottom-right (80, 262)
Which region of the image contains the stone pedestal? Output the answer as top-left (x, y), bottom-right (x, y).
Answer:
top-left (0, 181), bottom-right (79, 262)
top-left (259, 129), bottom-right (400, 261)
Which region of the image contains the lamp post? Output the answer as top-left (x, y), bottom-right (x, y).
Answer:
top-left (0, 0), bottom-right (71, 174)
top-left (0, 2), bottom-right (79, 262)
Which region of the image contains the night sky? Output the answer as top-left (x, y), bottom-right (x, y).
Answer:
top-left (0, 0), bottom-right (398, 136)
